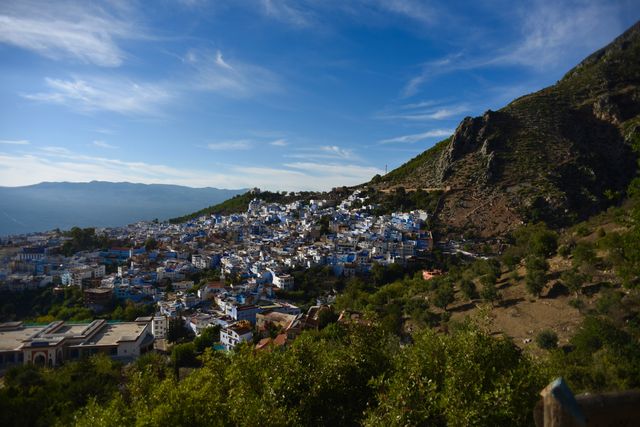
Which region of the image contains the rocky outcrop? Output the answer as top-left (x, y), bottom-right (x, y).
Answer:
top-left (439, 110), bottom-right (509, 183)
top-left (372, 21), bottom-right (640, 237)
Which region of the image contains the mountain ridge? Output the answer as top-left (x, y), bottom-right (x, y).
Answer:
top-left (0, 181), bottom-right (245, 236)
top-left (372, 21), bottom-right (640, 238)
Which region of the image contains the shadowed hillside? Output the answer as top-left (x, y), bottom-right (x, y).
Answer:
top-left (374, 21), bottom-right (640, 237)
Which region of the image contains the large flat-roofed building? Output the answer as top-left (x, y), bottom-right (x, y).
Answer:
top-left (0, 319), bottom-right (154, 369)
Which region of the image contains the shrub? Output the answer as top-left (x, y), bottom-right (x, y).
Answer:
top-left (557, 244), bottom-right (571, 257)
top-left (536, 329), bottom-right (558, 350)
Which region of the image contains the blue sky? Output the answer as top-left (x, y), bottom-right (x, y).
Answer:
top-left (0, 0), bottom-right (638, 190)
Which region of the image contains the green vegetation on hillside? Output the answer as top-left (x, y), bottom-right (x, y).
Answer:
top-left (376, 137), bottom-right (451, 186)
top-left (370, 22), bottom-right (640, 235)
top-left (169, 190), bottom-right (328, 223)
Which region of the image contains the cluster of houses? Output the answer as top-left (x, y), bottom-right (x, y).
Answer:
top-left (0, 189), bottom-right (435, 361)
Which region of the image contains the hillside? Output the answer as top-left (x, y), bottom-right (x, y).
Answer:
top-left (374, 21), bottom-right (640, 237)
top-left (169, 188), bottom-right (355, 223)
top-left (0, 181), bottom-right (245, 235)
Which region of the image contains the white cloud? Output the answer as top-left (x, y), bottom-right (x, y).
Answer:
top-left (379, 129), bottom-right (452, 144)
top-left (287, 145), bottom-right (357, 161)
top-left (270, 139), bottom-right (288, 146)
top-left (380, 104), bottom-right (470, 121)
top-left (215, 50), bottom-right (234, 70)
top-left (320, 145), bottom-right (353, 159)
top-left (0, 139), bottom-right (29, 145)
top-left (185, 48), bottom-right (281, 97)
top-left (374, 0), bottom-right (438, 26)
top-left (23, 76), bottom-right (171, 116)
top-left (206, 140), bottom-right (252, 150)
top-left (499, 0), bottom-right (625, 68)
top-left (401, 1), bottom-right (629, 96)
top-left (93, 140), bottom-right (117, 149)
top-left (284, 162), bottom-right (382, 179)
top-left (0, 148), bottom-right (381, 191)
top-left (0, 1), bottom-right (142, 67)
top-left (236, 162), bottom-right (383, 190)
top-left (260, 0), bottom-right (312, 28)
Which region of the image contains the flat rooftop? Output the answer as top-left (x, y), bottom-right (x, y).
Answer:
top-left (53, 324), bottom-right (91, 336)
top-left (77, 322), bottom-right (147, 347)
top-left (0, 326), bottom-right (45, 351)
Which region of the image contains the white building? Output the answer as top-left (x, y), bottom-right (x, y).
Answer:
top-left (270, 270), bottom-right (294, 290)
top-left (152, 316), bottom-right (167, 339)
top-left (220, 323), bottom-right (253, 351)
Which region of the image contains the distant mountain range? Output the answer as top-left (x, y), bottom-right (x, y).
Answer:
top-left (0, 181), bottom-right (245, 236)
top-left (371, 21), bottom-right (640, 237)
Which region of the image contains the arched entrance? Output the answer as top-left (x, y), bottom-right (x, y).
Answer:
top-left (33, 354), bottom-right (46, 367)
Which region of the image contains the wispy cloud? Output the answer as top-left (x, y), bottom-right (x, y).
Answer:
top-left (319, 145), bottom-right (352, 159)
top-left (184, 48), bottom-right (281, 97)
top-left (379, 103), bottom-right (470, 121)
top-left (215, 50), bottom-right (233, 70)
top-left (93, 140), bottom-right (117, 149)
top-left (0, 148), bottom-right (381, 191)
top-left (401, 0), bottom-right (629, 97)
top-left (287, 145), bottom-right (357, 161)
top-left (498, 0), bottom-right (626, 69)
top-left (255, 0), bottom-right (441, 30)
top-left (23, 76), bottom-right (171, 116)
top-left (373, 0), bottom-right (438, 26)
top-left (379, 129), bottom-right (452, 144)
top-left (0, 1), bottom-right (143, 67)
top-left (206, 140), bottom-right (252, 150)
top-left (270, 139), bottom-right (288, 146)
top-left (260, 0), bottom-right (313, 28)
top-left (283, 162), bottom-right (382, 179)
top-left (0, 139), bottom-right (30, 145)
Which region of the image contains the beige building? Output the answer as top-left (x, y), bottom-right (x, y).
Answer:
top-left (0, 319), bottom-right (154, 369)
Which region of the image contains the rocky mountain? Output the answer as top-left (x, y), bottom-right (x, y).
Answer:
top-left (374, 21), bottom-right (640, 237)
top-left (0, 181), bottom-right (245, 236)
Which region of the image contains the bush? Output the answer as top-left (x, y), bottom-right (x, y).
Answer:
top-left (575, 224), bottom-right (591, 237)
top-left (459, 279), bottom-right (478, 300)
top-left (536, 329), bottom-right (558, 350)
top-left (557, 244), bottom-right (571, 257)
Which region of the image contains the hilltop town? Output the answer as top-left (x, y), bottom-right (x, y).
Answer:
top-left (0, 188), bottom-right (434, 366)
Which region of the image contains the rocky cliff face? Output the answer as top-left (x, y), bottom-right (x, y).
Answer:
top-left (374, 21), bottom-right (640, 237)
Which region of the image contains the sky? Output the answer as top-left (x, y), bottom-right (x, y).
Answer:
top-left (0, 0), bottom-right (638, 191)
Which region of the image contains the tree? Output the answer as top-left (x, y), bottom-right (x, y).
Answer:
top-left (433, 282), bottom-right (455, 311)
top-left (571, 243), bottom-right (597, 268)
top-left (459, 279), bottom-right (477, 300)
top-left (525, 269), bottom-right (546, 297)
top-left (525, 255), bottom-right (548, 297)
top-left (513, 223), bottom-right (558, 257)
top-left (561, 269), bottom-right (589, 298)
top-left (171, 342), bottom-right (198, 373)
top-left (480, 281), bottom-right (500, 306)
top-left (364, 326), bottom-right (544, 426)
top-left (144, 237), bottom-right (158, 251)
top-left (536, 329), bottom-right (558, 350)
top-left (166, 317), bottom-right (188, 343)
top-left (193, 325), bottom-right (220, 352)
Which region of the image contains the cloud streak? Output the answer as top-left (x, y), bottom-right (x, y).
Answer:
top-left (23, 76), bottom-right (171, 116)
top-left (379, 103), bottom-right (470, 121)
top-left (0, 1), bottom-right (143, 67)
top-left (379, 129), bottom-right (452, 144)
top-left (401, 0), bottom-right (629, 97)
top-left (185, 48), bottom-right (281, 97)
top-left (93, 140), bottom-right (117, 149)
top-left (0, 148), bottom-right (382, 191)
top-left (0, 139), bottom-right (30, 145)
top-left (206, 140), bottom-right (252, 150)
